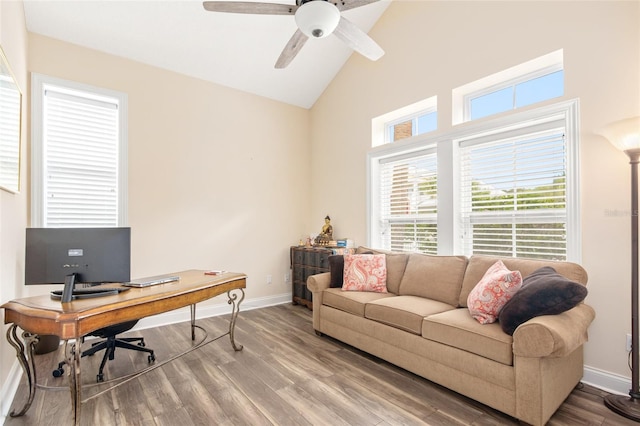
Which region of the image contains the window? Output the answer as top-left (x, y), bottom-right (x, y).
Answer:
top-left (386, 109), bottom-right (438, 143)
top-left (459, 119), bottom-right (569, 260)
top-left (0, 72), bottom-right (21, 192)
top-left (452, 50), bottom-right (564, 124)
top-left (31, 74), bottom-right (128, 227)
top-left (372, 96), bottom-right (437, 147)
top-left (369, 100), bottom-right (580, 261)
top-left (467, 69), bottom-right (564, 121)
top-left (371, 148), bottom-right (438, 254)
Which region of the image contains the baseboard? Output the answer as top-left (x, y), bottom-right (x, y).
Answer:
top-left (0, 291), bottom-right (291, 420)
top-left (582, 365), bottom-right (631, 396)
top-left (0, 358), bottom-right (24, 425)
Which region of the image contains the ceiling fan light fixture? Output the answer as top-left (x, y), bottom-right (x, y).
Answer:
top-left (295, 0), bottom-right (340, 39)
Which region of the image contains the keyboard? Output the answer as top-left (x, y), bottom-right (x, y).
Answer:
top-left (50, 287), bottom-right (130, 300)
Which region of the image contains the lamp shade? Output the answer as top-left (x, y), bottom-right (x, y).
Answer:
top-left (295, 0), bottom-right (340, 39)
top-left (600, 116), bottom-right (640, 153)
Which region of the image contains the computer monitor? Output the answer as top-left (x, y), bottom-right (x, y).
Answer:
top-left (25, 227), bottom-right (131, 302)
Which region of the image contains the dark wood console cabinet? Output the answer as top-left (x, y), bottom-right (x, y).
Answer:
top-left (290, 246), bottom-right (331, 309)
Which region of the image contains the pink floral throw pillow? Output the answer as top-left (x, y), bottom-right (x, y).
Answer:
top-left (342, 254), bottom-right (388, 293)
top-left (467, 260), bottom-right (523, 324)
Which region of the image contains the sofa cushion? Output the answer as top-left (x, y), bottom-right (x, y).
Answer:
top-left (364, 296), bottom-right (456, 335)
top-left (423, 308), bottom-right (514, 365)
top-left (322, 288), bottom-right (395, 317)
top-left (355, 247), bottom-right (409, 294)
top-left (342, 254), bottom-right (387, 293)
top-left (498, 266), bottom-right (588, 335)
top-left (459, 255), bottom-right (588, 307)
top-left (398, 253), bottom-right (468, 306)
top-left (467, 260), bottom-right (523, 324)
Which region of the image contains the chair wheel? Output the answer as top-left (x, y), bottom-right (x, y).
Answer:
top-left (97, 373), bottom-right (104, 382)
top-left (148, 353), bottom-right (155, 363)
top-left (52, 368), bottom-right (64, 378)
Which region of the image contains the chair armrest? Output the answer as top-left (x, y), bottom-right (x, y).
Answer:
top-left (512, 303), bottom-right (595, 358)
top-left (307, 272), bottom-right (331, 293)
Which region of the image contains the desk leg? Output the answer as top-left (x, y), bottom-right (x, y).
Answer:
top-left (227, 289), bottom-right (244, 351)
top-left (6, 325), bottom-right (39, 417)
top-left (65, 340), bottom-right (82, 425)
top-left (190, 304), bottom-right (196, 341)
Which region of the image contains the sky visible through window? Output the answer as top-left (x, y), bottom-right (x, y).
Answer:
top-left (470, 70), bottom-right (564, 121)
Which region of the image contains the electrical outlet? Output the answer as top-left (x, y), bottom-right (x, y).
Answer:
top-left (266, 274), bottom-right (272, 285)
top-left (627, 334), bottom-right (632, 352)
top-left (284, 272), bottom-right (290, 283)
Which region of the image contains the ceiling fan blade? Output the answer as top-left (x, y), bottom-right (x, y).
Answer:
top-left (275, 29), bottom-right (309, 69)
top-left (331, 0), bottom-right (380, 12)
top-left (333, 16), bottom-right (384, 61)
top-left (203, 1), bottom-right (297, 15)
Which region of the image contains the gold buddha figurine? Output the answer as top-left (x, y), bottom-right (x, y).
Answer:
top-left (315, 215), bottom-right (333, 245)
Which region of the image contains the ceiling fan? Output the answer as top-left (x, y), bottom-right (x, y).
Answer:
top-left (202, 0), bottom-right (385, 69)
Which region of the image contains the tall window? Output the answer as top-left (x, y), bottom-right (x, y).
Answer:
top-left (459, 120), bottom-right (568, 260)
top-left (31, 74), bottom-right (128, 227)
top-left (0, 71), bottom-right (21, 193)
top-left (372, 148), bottom-right (438, 254)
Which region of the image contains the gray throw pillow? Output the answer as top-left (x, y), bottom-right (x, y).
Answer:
top-left (498, 266), bottom-right (588, 335)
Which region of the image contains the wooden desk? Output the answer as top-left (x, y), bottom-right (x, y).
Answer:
top-left (2, 269), bottom-right (246, 425)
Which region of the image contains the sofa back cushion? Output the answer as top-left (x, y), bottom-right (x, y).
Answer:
top-left (356, 246), bottom-right (409, 294)
top-left (459, 255), bottom-right (588, 307)
top-left (398, 253), bottom-right (468, 306)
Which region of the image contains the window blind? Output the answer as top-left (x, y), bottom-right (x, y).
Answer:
top-left (43, 88), bottom-right (120, 227)
top-left (459, 124), bottom-right (567, 260)
top-left (0, 79), bottom-right (21, 190)
top-left (378, 149), bottom-right (437, 254)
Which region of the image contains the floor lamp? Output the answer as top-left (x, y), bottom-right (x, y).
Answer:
top-left (601, 116), bottom-right (640, 421)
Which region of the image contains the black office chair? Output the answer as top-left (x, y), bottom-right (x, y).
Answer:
top-left (53, 320), bottom-right (156, 382)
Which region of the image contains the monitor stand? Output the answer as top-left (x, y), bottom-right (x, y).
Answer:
top-left (61, 273), bottom-right (78, 303)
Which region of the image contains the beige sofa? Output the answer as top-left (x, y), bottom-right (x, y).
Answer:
top-left (307, 247), bottom-right (595, 426)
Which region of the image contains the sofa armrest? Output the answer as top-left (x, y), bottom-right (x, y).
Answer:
top-left (307, 272), bottom-right (331, 293)
top-left (307, 272), bottom-right (331, 331)
top-left (512, 303), bottom-right (595, 358)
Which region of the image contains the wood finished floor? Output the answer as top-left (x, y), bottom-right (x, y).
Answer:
top-left (4, 303), bottom-right (637, 426)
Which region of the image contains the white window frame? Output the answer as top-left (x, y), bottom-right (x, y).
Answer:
top-left (369, 99), bottom-right (581, 262)
top-left (30, 73), bottom-right (128, 227)
top-left (371, 146), bottom-right (439, 253)
top-left (384, 108), bottom-right (438, 144)
top-left (452, 49), bottom-right (564, 125)
top-left (463, 64), bottom-right (563, 121)
top-left (372, 96), bottom-right (437, 147)
top-left (457, 117), bottom-right (569, 259)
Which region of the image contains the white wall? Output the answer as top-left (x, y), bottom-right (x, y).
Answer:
top-left (310, 0), bottom-right (640, 387)
top-left (26, 34), bottom-right (311, 303)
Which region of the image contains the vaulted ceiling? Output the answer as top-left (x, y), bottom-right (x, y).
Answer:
top-left (23, 0), bottom-right (391, 109)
